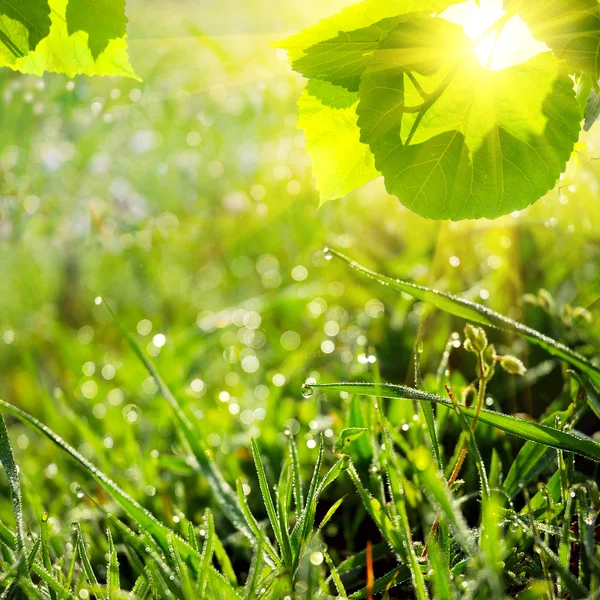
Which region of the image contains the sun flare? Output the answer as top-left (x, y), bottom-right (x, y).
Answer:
top-left (440, 0), bottom-right (548, 70)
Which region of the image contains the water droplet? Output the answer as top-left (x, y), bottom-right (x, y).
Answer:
top-left (94, 296), bottom-right (103, 305)
top-left (301, 382), bottom-right (314, 398)
top-left (71, 522), bottom-right (79, 531)
top-left (323, 247), bottom-right (333, 260)
top-left (41, 512), bottom-right (48, 522)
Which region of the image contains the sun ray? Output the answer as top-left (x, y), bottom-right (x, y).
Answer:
top-left (441, 0), bottom-right (549, 71)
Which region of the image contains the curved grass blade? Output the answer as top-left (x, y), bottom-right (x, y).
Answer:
top-left (235, 478), bottom-right (280, 567)
top-left (0, 412), bottom-right (27, 568)
top-left (317, 496), bottom-right (345, 534)
top-left (30, 564), bottom-right (78, 600)
top-left (213, 535), bottom-right (237, 587)
top-left (103, 301), bottom-right (249, 539)
top-left (308, 382), bottom-right (600, 462)
top-left (327, 249), bottom-right (600, 389)
top-left (0, 519), bottom-right (16, 551)
top-left (0, 399), bottom-right (206, 570)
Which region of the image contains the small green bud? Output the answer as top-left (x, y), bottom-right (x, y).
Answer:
top-left (500, 355), bottom-right (527, 376)
top-left (483, 344), bottom-right (496, 365)
top-left (464, 324), bottom-right (487, 353)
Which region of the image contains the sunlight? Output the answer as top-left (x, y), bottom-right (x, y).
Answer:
top-left (440, 0), bottom-right (549, 70)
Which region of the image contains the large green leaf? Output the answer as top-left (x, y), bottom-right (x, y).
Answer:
top-left (326, 248), bottom-right (600, 390)
top-left (4, 0), bottom-right (138, 78)
top-left (508, 0), bottom-right (600, 81)
top-left (307, 382), bottom-right (600, 462)
top-left (0, 0), bottom-right (51, 57)
top-left (356, 17), bottom-right (581, 219)
top-left (66, 0), bottom-right (127, 59)
top-left (298, 79), bottom-right (380, 203)
top-left (292, 15), bottom-right (414, 92)
top-left (279, 0), bottom-right (463, 62)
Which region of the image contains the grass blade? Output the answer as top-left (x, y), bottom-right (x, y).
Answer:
top-left (317, 496), bottom-right (345, 533)
top-left (410, 446), bottom-right (477, 558)
top-left (292, 437), bottom-right (325, 547)
top-left (213, 535), bottom-right (237, 587)
top-left (235, 478), bottom-right (280, 566)
top-left (103, 301), bottom-right (250, 539)
top-left (346, 462), bottom-right (404, 557)
top-left (106, 528), bottom-right (120, 598)
top-left (0, 412), bottom-right (27, 572)
top-left (414, 331), bottom-right (442, 470)
top-left (324, 550), bottom-right (348, 599)
top-left (327, 249), bottom-right (600, 389)
top-left (288, 436), bottom-right (304, 513)
top-left (348, 566), bottom-right (412, 599)
top-left (197, 509), bottom-right (215, 597)
top-left (250, 438), bottom-right (288, 564)
top-left (73, 523), bottom-right (100, 597)
top-left (306, 383), bottom-right (600, 462)
top-left (244, 541), bottom-right (266, 600)
top-left (0, 399), bottom-right (205, 570)
top-left (41, 512), bottom-right (58, 600)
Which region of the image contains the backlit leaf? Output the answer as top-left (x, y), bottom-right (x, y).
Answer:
top-left (6, 0), bottom-right (138, 78)
top-left (357, 18), bottom-right (581, 219)
top-left (66, 0), bottom-right (127, 59)
top-left (508, 0), bottom-right (600, 81)
top-left (298, 79), bottom-right (380, 203)
top-left (0, 0), bottom-right (51, 57)
top-left (279, 0), bottom-right (462, 62)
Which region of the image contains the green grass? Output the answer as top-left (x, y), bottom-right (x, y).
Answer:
top-left (0, 0), bottom-right (599, 597)
top-left (0, 253), bottom-right (598, 597)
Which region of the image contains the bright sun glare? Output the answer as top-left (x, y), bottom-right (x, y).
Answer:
top-left (440, 0), bottom-right (548, 70)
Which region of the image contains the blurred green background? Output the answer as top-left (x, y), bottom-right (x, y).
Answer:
top-left (0, 0), bottom-right (598, 578)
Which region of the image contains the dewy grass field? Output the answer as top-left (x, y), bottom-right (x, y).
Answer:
top-left (0, 0), bottom-right (599, 598)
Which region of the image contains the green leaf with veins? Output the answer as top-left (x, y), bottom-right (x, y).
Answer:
top-left (356, 17), bottom-right (581, 220)
top-left (293, 15), bottom-right (416, 92)
top-left (507, 0), bottom-right (600, 81)
top-left (11, 0), bottom-right (138, 78)
top-left (278, 0), bottom-right (463, 62)
top-left (66, 0), bottom-right (127, 60)
top-left (298, 79), bottom-right (380, 203)
top-left (0, 0), bottom-right (50, 55)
